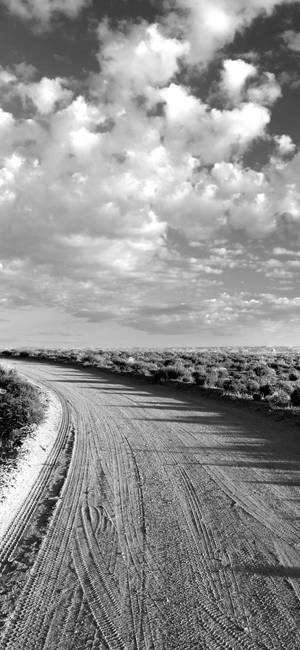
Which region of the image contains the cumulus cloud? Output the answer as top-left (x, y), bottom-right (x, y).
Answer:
top-left (0, 68), bottom-right (17, 85)
top-left (21, 77), bottom-right (73, 114)
top-left (0, 1), bottom-right (300, 337)
top-left (247, 72), bottom-right (282, 106)
top-left (95, 22), bottom-right (190, 105)
top-left (274, 134), bottom-right (296, 155)
top-left (164, 0), bottom-right (300, 64)
top-left (282, 30), bottom-right (300, 52)
top-left (0, 0), bottom-right (90, 24)
top-left (221, 59), bottom-right (257, 102)
top-left (152, 83), bottom-right (270, 165)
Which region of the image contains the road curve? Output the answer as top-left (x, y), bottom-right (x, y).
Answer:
top-left (1, 360), bottom-right (300, 649)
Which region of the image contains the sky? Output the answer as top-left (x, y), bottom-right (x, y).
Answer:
top-left (0, 0), bottom-right (300, 348)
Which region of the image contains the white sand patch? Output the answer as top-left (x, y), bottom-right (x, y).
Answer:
top-left (0, 387), bottom-right (62, 542)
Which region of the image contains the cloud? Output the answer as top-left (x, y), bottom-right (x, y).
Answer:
top-left (0, 0), bottom-right (90, 24)
top-left (21, 77), bottom-right (73, 114)
top-left (95, 22), bottom-right (190, 103)
top-left (13, 62), bottom-right (38, 82)
top-left (274, 134), bottom-right (296, 155)
top-left (5, 0), bottom-right (295, 54)
top-left (164, 0), bottom-right (300, 64)
top-left (261, 293), bottom-right (300, 308)
top-left (0, 68), bottom-right (17, 85)
top-left (282, 30), bottom-right (300, 52)
top-left (0, 2), bottom-right (300, 337)
top-left (273, 247), bottom-right (300, 256)
top-left (221, 59), bottom-right (257, 102)
top-left (153, 83), bottom-right (270, 165)
top-left (122, 289), bottom-right (300, 334)
top-left (247, 72), bottom-right (282, 106)
top-left (72, 309), bottom-right (115, 322)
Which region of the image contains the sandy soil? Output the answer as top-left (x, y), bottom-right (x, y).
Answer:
top-left (1, 359), bottom-right (300, 650)
top-left (0, 381), bottom-right (62, 542)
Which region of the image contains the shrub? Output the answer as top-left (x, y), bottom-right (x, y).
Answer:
top-left (253, 393), bottom-right (262, 401)
top-left (267, 390), bottom-right (291, 408)
top-left (260, 383), bottom-right (273, 398)
top-left (246, 379), bottom-right (260, 394)
top-left (192, 369), bottom-right (206, 386)
top-left (0, 367), bottom-right (44, 450)
top-left (205, 369), bottom-right (218, 387)
top-left (291, 387), bottom-right (300, 407)
top-left (153, 364), bottom-right (186, 382)
top-left (254, 364), bottom-right (276, 380)
top-left (289, 370), bottom-right (299, 381)
top-left (222, 379), bottom-right (241, 394)
top-left (216, 366), bottom-right (229, 377)
top-left (277, 380), bottom-right (294, 395)
top-left (181, 372), bottom-right (193, 383)
top-left (165, 364), bottom-right (186, 380)
top-left (253, 364), bottom-right (269, 377)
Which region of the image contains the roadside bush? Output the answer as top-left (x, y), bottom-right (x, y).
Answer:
top-left (154, 364), bottom-right (186, 382)
top-left (253, 393), bottom-right (262, 401)
top-left (0, 367), bottom-right (44, 451)
top-left (246, 379), bottom-right (260, 394)
top-left (277, 380), bottom-right (294, 395)
top-left (267, 390), bottom-right (291, 408)
top-left (221, 379), bottom-right (241, 394)
top-left (260, 383), bottom-right (273, 398)
top-left (205, 369), bottom-right (218, 387)
top-left (291, 387), bottom-right (300, 407)
top-left (181, 372), bottom-right (194, 383)
top-left (253, 364), bottom-right (269, 377)
top-left (289, 370), bottom-right (299, 381)
top-left (192, 369), bottom-right (206, 386)
top-left (216, 366), bottom-right (229, 378)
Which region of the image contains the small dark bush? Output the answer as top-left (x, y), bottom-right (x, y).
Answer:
top-left (253, 365), bottom-right (269, 377)
top-left (289, 371), bottom-right (299, 381)
top-left (291, 387), bottom-right (300, 407)
top-left (260, 383), bottom-right (273, 397)
top-left (154, 364), bottom-right (186, 382)
top-left (165, 365), bottom-right (186, 380)
top-left (181, 372), bottom-right (193, 383)
top-left (222, 379), bottom-right (241, 394)
top-left (253, 393), bottom-right (262, 401)
top-left (192, 370), bottom-right (206, 386)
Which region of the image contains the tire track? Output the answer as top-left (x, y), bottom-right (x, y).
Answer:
top-left (97, 382), bottom-right (300, 648)
top-left (0, 396), bottom-right (68, 569)
top-left (0, 404), bottom-right (88, 649)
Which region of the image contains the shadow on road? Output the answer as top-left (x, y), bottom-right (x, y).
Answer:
top-left (10, 359), bottom-right (300, 495)
top-left (234, 564), bottom-right (300, 578)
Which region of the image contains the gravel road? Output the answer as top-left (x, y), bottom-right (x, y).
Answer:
top-left (1, 360), bottom-right (300, 650)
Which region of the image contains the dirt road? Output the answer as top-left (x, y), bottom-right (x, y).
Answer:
top-left (1, 360), bottom-right (300, 649)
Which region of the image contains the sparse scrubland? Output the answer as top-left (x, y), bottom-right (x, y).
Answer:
top-left (0, 365), bottom-right (44, 456)
top-left (3, 346), bottom-right (300, 413)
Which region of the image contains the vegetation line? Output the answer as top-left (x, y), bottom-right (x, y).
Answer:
top-left (3, 347), bottom-right (300, 418)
